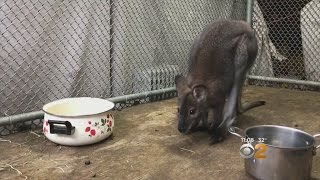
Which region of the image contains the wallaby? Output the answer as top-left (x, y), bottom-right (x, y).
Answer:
top-left (175, 19), bottom-right (265, 144)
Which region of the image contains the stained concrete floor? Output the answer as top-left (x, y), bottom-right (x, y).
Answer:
top-left (0, 86), bottom-right (320, 180)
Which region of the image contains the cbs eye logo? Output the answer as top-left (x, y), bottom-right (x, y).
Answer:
top-left (239, 143), bottom-right (267, 159)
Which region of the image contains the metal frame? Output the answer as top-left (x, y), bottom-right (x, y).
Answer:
top-left (248, 75), bottom-right (320, 87)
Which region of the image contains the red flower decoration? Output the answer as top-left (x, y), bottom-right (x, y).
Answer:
top-left (90, 129), bottom-right (96, 136)
top-left (85, 127), bottom-right (90, 132)
top-left (109, 121), bottom-right (112, 127)
top-left (45, 121), bottom-right (48, 126)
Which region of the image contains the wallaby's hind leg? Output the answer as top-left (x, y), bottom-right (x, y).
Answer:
top-left (224, 34), bottom-right (265, 127)
top-left (222, 62), bottom-right (248, 128)
top-left (211, 58), bottom-right (246, 144)
top-left (210, 34), bottom-right (265, 144)
top-left (222, 35), bottom-right (251, 128)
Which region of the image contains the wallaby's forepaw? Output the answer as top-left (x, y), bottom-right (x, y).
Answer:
top-left (208, 126), bottom-right (229, 145)
top-left (208, 129), bottom-right (227, 145)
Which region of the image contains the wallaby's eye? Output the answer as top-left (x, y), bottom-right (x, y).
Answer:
top-left (189, 109), bottom-right (196, 115)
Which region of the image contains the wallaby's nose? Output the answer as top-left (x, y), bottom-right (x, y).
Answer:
top-left (178, 126), bottom-right (186, 133)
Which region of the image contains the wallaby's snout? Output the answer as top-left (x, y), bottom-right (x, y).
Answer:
top-left (178, 124), bottom-right (187, 134)
top-left (177, 114), bottom-right (188, 134)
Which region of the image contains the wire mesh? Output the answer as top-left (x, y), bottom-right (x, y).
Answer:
top-left (249, 0), bottom-right (320, 85)
top-left (0, 0), bottom-right (247, 135)
top-left (1, 0), bottom-right (319, 135)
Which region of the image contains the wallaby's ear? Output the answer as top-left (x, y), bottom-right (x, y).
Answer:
top-left (192, 85), bottom-right (207, 102)
top-left (175, 75), bottom-right (186, 90)
top-left (175, 75), bottom-right (183, 84)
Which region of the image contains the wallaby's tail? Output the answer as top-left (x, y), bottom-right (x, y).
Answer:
top-left (238, 101), bottom-right (266, 114)
top-left (236, 84), bottom-right (266, 115)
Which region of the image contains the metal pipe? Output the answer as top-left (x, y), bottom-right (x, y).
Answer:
top-left (107, 87), bottom-right (176, 103)
top-left (248, 75), bottom-right (320, 87)
top-left (246, 0), bottom-right (254, 25)
top-left (0, 87), bottom-right (177, 126)
top-left (0, 111), bottom-right (44, 126)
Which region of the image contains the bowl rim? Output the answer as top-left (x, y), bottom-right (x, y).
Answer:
top-left (42, 97), bottom-right (115, 118)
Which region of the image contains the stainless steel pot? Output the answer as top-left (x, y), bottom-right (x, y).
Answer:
top-left (229, 125), bottom-right (320, 180)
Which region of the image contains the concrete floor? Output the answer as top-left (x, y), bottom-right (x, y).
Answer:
top-left (0, 86), bottom-right (320, 180)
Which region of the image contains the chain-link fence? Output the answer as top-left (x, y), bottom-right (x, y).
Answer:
top-left (0, 0), bottom-right (247, 135)
top-left (1, 0), bottom-right (319, 135)
top-left (248, 0), bottom-right (320, 90)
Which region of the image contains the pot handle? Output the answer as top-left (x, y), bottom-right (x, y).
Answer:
top-left (314, 134), bottom-right (320, 149)
top-left (48, 120), bottom-right (75, 135)
top-left (228, 126), bottom-right (245, 138)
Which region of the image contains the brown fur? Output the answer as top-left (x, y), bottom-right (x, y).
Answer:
top-left (175, 19), bottom-right (265, 144)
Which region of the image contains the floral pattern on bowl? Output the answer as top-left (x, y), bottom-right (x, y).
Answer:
top-left (84, 114), bottom-right (114, 137)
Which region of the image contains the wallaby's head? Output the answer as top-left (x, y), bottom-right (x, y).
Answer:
top-left (175, 75), bottom-right (208, 134)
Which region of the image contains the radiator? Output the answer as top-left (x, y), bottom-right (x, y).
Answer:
top-left (133, 65), bottom-right (181, 93)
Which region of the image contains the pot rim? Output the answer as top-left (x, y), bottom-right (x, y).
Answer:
top-left (42, 97), bottom-right (115, 118)
top-left (244, 125), bottom-right (316, 150)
